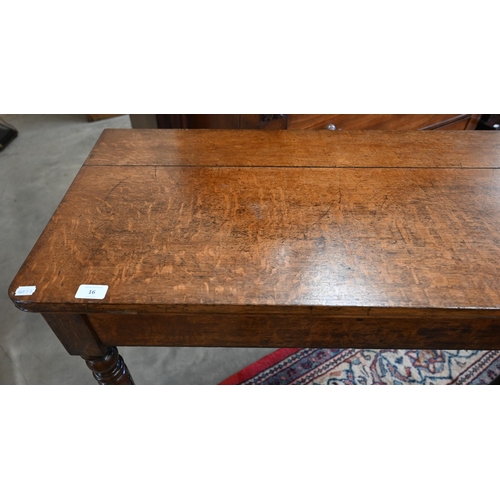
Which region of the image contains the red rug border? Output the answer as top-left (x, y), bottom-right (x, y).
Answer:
top-left (220, 348), bottom-right (301, 385)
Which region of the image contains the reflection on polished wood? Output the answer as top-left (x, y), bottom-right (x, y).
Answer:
top-left (9, 130), bottom-right (500, 383)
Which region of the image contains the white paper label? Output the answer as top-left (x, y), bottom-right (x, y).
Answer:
top-left (15, 286), bottom-right (36, 296)
top-left (75, 284), bottom-right (108, 300)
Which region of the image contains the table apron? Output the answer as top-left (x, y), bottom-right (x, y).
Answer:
top-left (86, 313), bottom-right (500, 350)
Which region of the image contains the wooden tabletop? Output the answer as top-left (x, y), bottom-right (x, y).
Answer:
top-left (9, 130), bottom-right (500, 321)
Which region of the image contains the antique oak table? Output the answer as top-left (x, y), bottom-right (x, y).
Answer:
top-left (8, 130), bottom-right (500, 384)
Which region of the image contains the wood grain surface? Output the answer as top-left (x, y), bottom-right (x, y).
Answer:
top-left (10, 161), bottom-right (500, 317)
top-left (84, 130), bottom-right (500, 168)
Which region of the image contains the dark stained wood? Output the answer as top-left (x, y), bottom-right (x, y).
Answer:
top-left (258, 115), bottom-right (288, 130)
top-left (287, 114), bottom-right (471, 131)
top-left (187, 115), bottom-right (241, 129)
top-left (156, 114), bottom-right (188, 129)
top-left (152, 114), bottom-right (480, 132)
top-left (88, 314), bottom-right (500, 350)
top-left (9, 130), bottom-right (500, 383)
top-left (238, 115), bottom-right (261, 129)
top-left (154, 114), bottom-right (288, 130)
top-left (84, 130), bottom-right (500, 168)
top-left (41, 313), bottom-right (108, 357)
top-left (83, 347), bottom-right (135, 385)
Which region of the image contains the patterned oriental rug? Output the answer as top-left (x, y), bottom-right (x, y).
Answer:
top-left (220, 348), bottom-right (500, 385)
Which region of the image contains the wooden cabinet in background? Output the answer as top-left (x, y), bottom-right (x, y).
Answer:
top-left (286, 114), bottom-right (480, 131)
top-left (131, 114), bottom-right (481, 131)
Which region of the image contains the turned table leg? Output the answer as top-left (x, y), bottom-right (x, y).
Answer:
top-left (41, 314), bottom-right (135, 385)
top-left (83, 347), bottom-right (135, 385)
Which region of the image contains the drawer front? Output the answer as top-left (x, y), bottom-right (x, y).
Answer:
top-left (288, 114), bottom-right (468, 131)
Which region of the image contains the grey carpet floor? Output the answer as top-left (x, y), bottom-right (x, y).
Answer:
top-left (0, 114), bottom-right (275, 384)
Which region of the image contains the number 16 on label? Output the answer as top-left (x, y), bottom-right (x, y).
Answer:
top-left (75, 284), bottom-right (108, 299)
